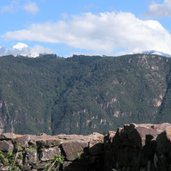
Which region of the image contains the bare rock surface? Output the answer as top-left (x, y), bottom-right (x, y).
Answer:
top-left (0, 140), bottom-right (13, 152)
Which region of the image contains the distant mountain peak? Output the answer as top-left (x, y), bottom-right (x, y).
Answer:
top-left (142, 50), bottom-right (171, 57)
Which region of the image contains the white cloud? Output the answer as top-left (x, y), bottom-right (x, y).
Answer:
top-left (3, 12), bottom-right (171, 55)
top-left (24, 2), bottom-right (39, 14)
top-left (0, 0), bottom-right (19, 13)
top-left (13, 42), bottom-right (28, 50)
top-left (0, 42), bottom-right (53, 58)
top-left (148, 0), bottom-right (171, 17)
top-left (0, 1), bottom-right (39, 14)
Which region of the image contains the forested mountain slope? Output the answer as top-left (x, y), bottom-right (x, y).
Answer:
top-left (0, 54), bottom-right (170, 134)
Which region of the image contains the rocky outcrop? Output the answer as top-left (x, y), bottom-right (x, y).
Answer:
top-left (104, 123), bottom-right (171, 171)
top-left (1, 123), bottom-right (171, 170)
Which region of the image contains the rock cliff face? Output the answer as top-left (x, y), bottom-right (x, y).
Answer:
top-left (0, 123), bottom-right (171, 170)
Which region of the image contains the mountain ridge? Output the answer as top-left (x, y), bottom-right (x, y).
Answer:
top-left (0, 54), bottom-right (171, 134)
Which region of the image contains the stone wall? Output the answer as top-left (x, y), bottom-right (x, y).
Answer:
top-left (1, 123), bottom-right (171, 171)
top-left (0, 132), bottom-right (104, 171)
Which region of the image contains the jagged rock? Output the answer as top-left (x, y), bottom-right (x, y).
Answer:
top-left (89, 143), bottom-right (103, 156)
top-left (61, 141), bottom-right (88, 161)
top-left (166, 125), bottom-right (171, 137)
top-left (104, 131), bottom-right (115, 143)
top-left (87, 133), bottom-right (104, 156)
top-left (136, 126), bottom-right (158, 145)
top-left (114, 124), bottom-right (142, 149)
top-left (0, 140), bottom-right (13, 152)
top-left (109, 123), bottom-right (171, 171)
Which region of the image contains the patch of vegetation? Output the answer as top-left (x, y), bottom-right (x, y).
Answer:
top-left (0, 151), bottom-right (20, 171)
top-left (76, 151), bottom-right (83, 160)
top-left (45, 154), bottom-right (64, 171)
top-left (26, 145), bottom-right (37, 153)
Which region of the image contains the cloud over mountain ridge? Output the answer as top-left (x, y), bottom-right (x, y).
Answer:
top-left (0, 42), bottom-right (53, 57)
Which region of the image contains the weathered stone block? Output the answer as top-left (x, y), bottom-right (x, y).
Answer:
top-left (39, 146), bottom-right (61, 161)
top-left (0, 133), bottom-right (16, 140)
top-left (15, 135), bottom-right (32, 150)
top-left (61, 141), bottom-right (87, 161)
top-left (25, 146), bottom-right (38, 164)
top-left (0, 140), bottom-right (13, 152)
top-left (36, 139), bottom-right (61, 148)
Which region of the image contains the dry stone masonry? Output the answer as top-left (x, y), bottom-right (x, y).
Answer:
top-left (0, 132), bottom-right (104, 171)
top-left (1, 123), bottom-right (171, 170)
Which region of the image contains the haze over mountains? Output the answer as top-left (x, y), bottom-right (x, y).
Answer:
top-left (0, 53), bottom-right (171, 135)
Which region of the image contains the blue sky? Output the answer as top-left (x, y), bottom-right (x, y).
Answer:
top-left (0, 0), bottom-right (171, 57)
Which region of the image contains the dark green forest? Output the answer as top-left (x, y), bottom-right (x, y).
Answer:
top-left (0, 54), bottom-right (170, 134)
